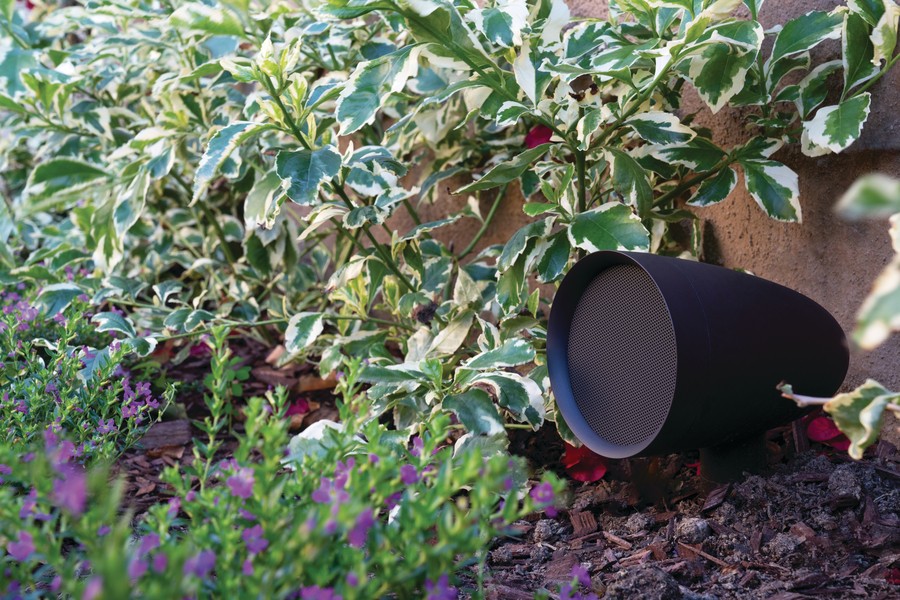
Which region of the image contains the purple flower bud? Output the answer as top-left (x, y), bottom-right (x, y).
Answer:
top-left (183, 549), bottom-right (215, 578)
top-left (152, 552), bottom-right (168, 573)
top-left (52, 466), bottom-right (87, 515)
top-left (348, 508), bottom-right (374, 548)
top-left (424, 574), bottom-right (458, 600)
top-left (400, 464), bottom-right (419, 485)
top-left (226, 468), bottom-right (255, 499)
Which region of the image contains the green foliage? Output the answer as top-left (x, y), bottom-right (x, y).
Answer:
top-left (0, 346), bottom-right (562, 597)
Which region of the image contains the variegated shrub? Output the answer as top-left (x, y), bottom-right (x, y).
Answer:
top-left (1, 0), bottom-right (898, 448)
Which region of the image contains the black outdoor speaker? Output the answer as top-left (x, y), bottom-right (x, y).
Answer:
top-left (547, 251), bottom-right (849, 480)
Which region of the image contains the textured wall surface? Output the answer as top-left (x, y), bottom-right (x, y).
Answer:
top-left (389, 1), bottom-right (900, 401)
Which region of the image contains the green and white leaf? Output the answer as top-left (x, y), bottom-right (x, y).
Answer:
top-left (824, 379), bottom-right (899, 459)
top-left (275, 146), bottom-right (343, 206)
top-left (91, 311), bottom-right (137, 338)
top-left (796, 60), bottom-right (842, 118)
top-left (688, 167), bottom-right (738, 207)
top-left (568, 203), bottom-right (651, 253)
top-left (871, 1), bottom-right (900, 65)
top-left (469, 372), bottom-right (545, 428)
top-left (442, 389), bottom-right (505, 435)
top-left (36, 283), bottom-right (83, 317)
top-left (24, 159), bottom-right (109, 207)
top-left (285, 312), bottom-right (325, 353)
top-left (607, 148), bottom-right (653, 218)
top-left (428, 310), bottom-right (474, 356)
top-left (455, 144), bottom-right (551, 194)
top-left (835, 173), bottom-right (900, 219)
top-left (685, 22), bottom-right (763, 113)
top-left (193, 122), bottom-right (274, 204)
top-left (464, 338), bottom-right (535, 370)
top-left (768, 9), bottom-right (844, 66)
top-left (170, 3), bottom-right (246, 37)
top-left (336, 44), bottom-right (422, 134)
top-left (244, 170), bottom-right (284, 230)
top-left (626, 112), bottom-right (696, 145)
top-left (843, 12), bottom-right (879, 93)
top-left (654, 138), bottom-right (728, 171)
top-left (741, 159), bottom-right (802, 222)
top-left (803, 93), bottom-right (872, 154)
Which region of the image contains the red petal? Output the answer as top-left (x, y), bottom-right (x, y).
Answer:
top-left (525, 125), bottom-right (553, 149)
top-left (824, 435), bottom-right (851, 451)
top-left (285, 397), bottom-right (310, 416)
top-left (562, 443), bottom-right (607, 483)
top-left (807, 416), bottom-right (842, 442)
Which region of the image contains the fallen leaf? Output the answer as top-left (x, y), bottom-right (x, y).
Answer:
top-left (562, 443), bottom-right (607, 482)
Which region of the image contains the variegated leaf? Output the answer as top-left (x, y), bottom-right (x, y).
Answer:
top-left (193, 122), bottom-right (274, 204)
top-left (275, 146), bottom-right (343, 206)
top-left (688, 167), bottom-right (738, 207)
top-left (607, 148), bottom-right (653, 218)
top-left (803, 93), bottom-right (872, 154)
top-left (825, 379), bottom-right (899, 459)
top-left (469, 372), bottom-right (545, 428)
top-left (336, 45), bottom-right (422, 134)
top-left (741, 159), bottom-right (801, 222)
top-left (567, 203), bottom-right (650, 253)
top-left (626, 112), bottom-right (696, 145)
top-left (836, 173), bottom-right (900, 219)
top-left (768, 9), bottom-right (844, 66)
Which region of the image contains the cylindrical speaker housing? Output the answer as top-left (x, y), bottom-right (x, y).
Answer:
top-left (547, 251), bottom-right (849, 459)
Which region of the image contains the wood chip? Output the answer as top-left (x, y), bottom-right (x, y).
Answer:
top-left (648, 542), bottom-right (668, 562)
top-left (251, 366), bottom-right (297, 388)
top-left (701, 483), bottom-right (731, 513)
top-left (146, 445), bottom-right (185, 460)
top-left (265, 345), bottom-right (285, 365)
top-left (138, 420), bottom-right (193, 451)
top-left (602, 531), bottom-right (632, 550)
top-left (569, 510), bottom-right (598, 537)
top-left (676, 542), bottom-right (729, 568)
top-left (296, 373), bottom-right (338, 393)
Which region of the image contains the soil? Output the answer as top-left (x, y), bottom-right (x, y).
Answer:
top-left (115, 338), bottom-right (900, 598)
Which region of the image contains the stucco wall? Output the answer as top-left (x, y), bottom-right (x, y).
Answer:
top-left (390, 1), bottom-right (900, 400)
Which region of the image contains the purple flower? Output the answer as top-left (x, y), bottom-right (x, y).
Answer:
top-left (312, 477), bottom-right (349, 505)
top-left (51, 576), bottom-right (61, 592)
top-left (128, 558), bottom-right (148, 581)
top-left (82, 577), bottom-right (102, 600)
top-left (348, 508), bottom-right (374, 548)
top-left (97, 525), bottom-right (110, 536)
top-left (368, 453), bottom-right (379, 465)
top-left (166, 497), bottom-right (180, 518)
top-left (183, 549), bottom-right (216, 578)
top-left (385, 492), bottom-right (403, 510)
top-left (242, 524), bottom-right (269, 554)
top-left (152, 552), bottom-right (168, 573)
top-left (242, 559), bottom-right (254, 576)
top-left (424, 574), bottom-right (458, 600)
top-left (346, 572), bottom-right (359, 587)
top-left (226, 468), bottom-right (255, 499)
top-left (239, 508), bottom-right (256, 521)
top-left (7, 531), bottom-right (34, 562)
top-left (0, 463), bottom-right (10, 484)
top-left (530, 482), bottom-right (557, 517)
top-left (138, 533), bottom-right (160, 556)
top-left (334, 458), bottom-right (355, 489)
top-left (400, 464), bottom-right (419, 485)
top-left (411, 436), bottom-right (424, 457)
top-left (572, 564), bottom-right (591, 588)
top-left (96, 419), bottom-right (117, 435)
top-left (52, 466), bottom-right (87, 515)
top-left (300, 586), bottom-right (341, 600)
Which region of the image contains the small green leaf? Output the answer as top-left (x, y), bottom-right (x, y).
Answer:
top-left (193, 122), bottom-right (274, 203)
top-left (655, 138), bottom-right (728, 171)
top-left (688, 167), bottom-right (738, 207)
top-left (568, 203), bottom-right (650, 253)
top-left (244, 170), bottom-right (284, 230)
top-left (872, 1), bottom-right (900, 65)
top-left (497, 219), bottom-right (550, 272)
top-left (184, 309), bottom-right (215, 331)
top-left (454, 144), bottom-right (552, 194)
top-left (804, 93), bottom-right (872, 154)
top-left (36, 283), bottom-right (82, 317)
top-left (275, 146), bottom-right (343, 206)
top-left (464, 338), bottom-right (535, 370)
top-left (825, 379), bottom-right (899, 459)
top-left (285, 312), bottom-right (324, 353)
top-left (740, 159), bottom-right (801, 222)
top-left (91, 312), bottom-right (137, 338)
top-left (359, 364), bottom-right (425, 384)
top-left (429, 310), bottom-right (474, 356)
top-left (443, 389), bottom-right (505, 435)
top-left (170, 3), bottom-right (246, 37)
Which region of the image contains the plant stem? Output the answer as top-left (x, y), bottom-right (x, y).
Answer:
top-left (402, 197), bottom-right (422, 226)
top-left (198, 201), bottom-right (238, 267)
top-left (852, 50), bottom-right (900, 97)
top-left (458, 184), bottom-right (508, 260)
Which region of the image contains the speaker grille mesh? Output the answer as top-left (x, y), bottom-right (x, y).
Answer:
top-left (567, 264), bottom-right (677, 448)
